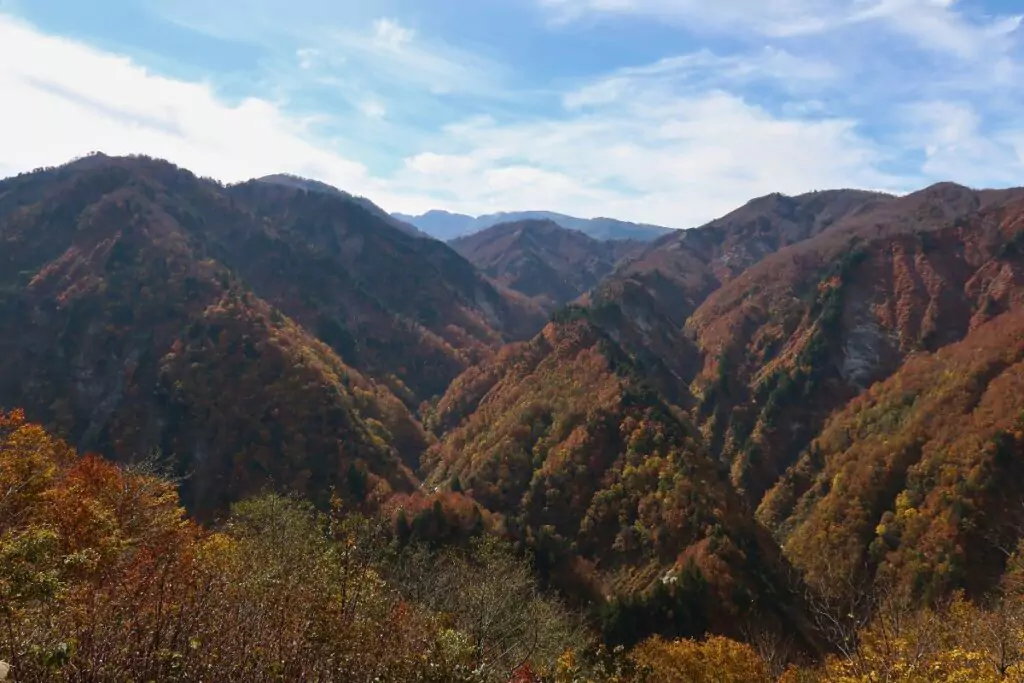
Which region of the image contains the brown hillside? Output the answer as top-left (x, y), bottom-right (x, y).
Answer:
top-left (760, 305), bottom-right (1024, 603)
top-left (687, 189), bottom-right (1024, 505)
top-left (595, 189), bottom-right (891, 327)
top-left (425, 313), bottom-right (819, 648)
top-left (0, 155), bottom-right (488, 514)
top-left (450, 219), bottom-right (642, 309)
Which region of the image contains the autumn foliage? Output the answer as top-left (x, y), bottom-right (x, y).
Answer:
top-left (0, 410), bottom-right (585, 682)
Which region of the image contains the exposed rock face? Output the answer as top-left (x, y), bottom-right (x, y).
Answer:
top-left (839, 291), bottom-right (888, 389)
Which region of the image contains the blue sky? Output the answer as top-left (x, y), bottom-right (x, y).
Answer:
top-left (0, 0), bottom-right (1021, 227)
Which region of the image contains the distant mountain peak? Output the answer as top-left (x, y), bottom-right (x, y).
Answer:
top-left (394, 209), bottom-right (675, 242)
top-left (449, 217), bottom-right (642, 310)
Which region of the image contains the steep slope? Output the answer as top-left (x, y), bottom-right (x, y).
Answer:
top-left (687, 186), bottom-right (1024, 505)
top-left (450, 219), bottom-right (642, 309)
top-left (256, 173), bottom-right (428, 238)
top-left (545, 190), bottom-right (894, 412)
top-left (424, 314), bottom-right (818, 647)
top-left (2, 155), bottom-right (547, 406)
top-left (395, 209), bottom-right (674, 242)
top-left (0, 157), bottom-right (426, 516)
top-left (760, 305), bottom-right (1024, 604)
top-left (594, 189), bottom-right (892, 328)
top-left (224, 180), bottom-right (545, 401)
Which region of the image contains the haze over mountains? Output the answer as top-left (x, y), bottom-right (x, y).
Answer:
top-left (394, 209), bottom-right (675, 242)
top-left (6, 153), bottom-right (1024, 675)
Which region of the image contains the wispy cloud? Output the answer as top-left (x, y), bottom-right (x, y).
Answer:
top-left (296, 47), bottom-right (320, 70)
top-left (563, 48), bottom-right (837, 109)
top-left (898, 100), bottom-right (1024, 187)
top-left (847, 0), bottom-right (1022, 60)
top-left (538, 0), bottom-right (841, 36)
top-left (539, 0), bottom-right (1022, 60)
top-left (372, 18), bottom-right (415, 50)
top-left (326, 17), bottom-right (504, 96)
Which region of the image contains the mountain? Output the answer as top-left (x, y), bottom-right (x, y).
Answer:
top-left (591, 189), bottom-right (893, 327)
top-left (414, 191), bottom-right (897, 645)
top-left (424, 314), bottom-right (819, 647)
top-left (0, 154), bottom-right (543, 515)
top-left (223, 179), bottom-right (545, 401)
top-left (731, 194), bottom-right (1024, 600)
top-left (428, 181), bottom-right (1024, 623)
top-left (394, 209), bottom-right (674, 242)
top-left (449, 219), bottom-right (643, 309)
top-left (686, 184), bottom-right (1024, 505)
top-left (256, 173), bottom-right (428, 238)
top-left (761, 305), bottom-right (1024, 604)
top-left (12, 152), bottom-right (1024, 663)
top-left (392, 209), bottom-right (478, 240)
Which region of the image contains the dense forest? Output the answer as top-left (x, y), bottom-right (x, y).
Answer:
top-left (4, 153), bottom-right (1024, 681)
top-left (6, 410), bottom-right (1024, 681)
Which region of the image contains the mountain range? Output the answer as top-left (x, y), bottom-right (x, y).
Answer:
top-left (393, 208), bottom-right (675, 242)
top-left (5, 152), bottom-right (1024, 653)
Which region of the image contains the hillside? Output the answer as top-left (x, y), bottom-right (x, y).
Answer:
top-left (550, 190), bottom-right (894, 411)
top-left (256, 173), bottom-right (428, 238)
top-left (224, 179), bottom-right (546, 400)
top-left (424, 314), bottom-right (819, 648)
top-left (395, 209), bottom-right (674, 242)
top-left (2, 155), bottom-right (545, 407)
top-left (687, 186), bottom-right (1024, 505)
top-left (761, 305), bottom-right (1024, 603)
top-left (0, 154), bottom-right (545, 514)
top-left (450, 219), bottom-right (642, 309)
top-left (428, 180), bottom-right (1024, 624)
top-left (592, 189), bottom-right (892, 327)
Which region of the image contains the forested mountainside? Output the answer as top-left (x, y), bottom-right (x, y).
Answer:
top-left (394, 209), bottom-right (674, 242)
top-left (431, 180), bottom-right (1024, 620)
top-left (0, 155), bottom-right (543, 514)
top-left (424, 315), bottom-right (818, 648)
top-left (762, 306), bottom-right (1024, 603)
top-left (688, 185), bottom-right (1024, 505)
top-left (10, 410), bottom-right (1024, 682)
top-left (450, 219), bottom-right (643, 309)
top-left (589, 189), bottom-right (892, 328)
top-left (9, 153), bottom-right (1024, 681)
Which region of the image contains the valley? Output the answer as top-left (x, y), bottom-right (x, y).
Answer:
top-left (4, 153), bottom-right (1024, 681)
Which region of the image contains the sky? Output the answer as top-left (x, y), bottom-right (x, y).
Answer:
top-left (0, 0), bottom-right (1022, 228)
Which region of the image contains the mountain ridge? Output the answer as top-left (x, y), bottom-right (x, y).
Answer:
top-left (449, 219), bottom-right (643, 310)
top-left (395, 208), bottom-right (675, 242)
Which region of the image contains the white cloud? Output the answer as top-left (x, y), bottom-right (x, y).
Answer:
top-left (373, 18), bottom-right (415, 50)
top-left (0, 14), bottom-right (369, 189)
top-left (848, 0), bottom-right (1022, 59)
top-left (385, 90), bottom-right (907, 227)
top-left (325, 18), bottom-right (504, 97)
top-left (539, 0), bottom-right (840, 36)
top-left (359, 99), bottom-right (387, 119)
top-left (899, 101), bottom-right (1024, 186)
